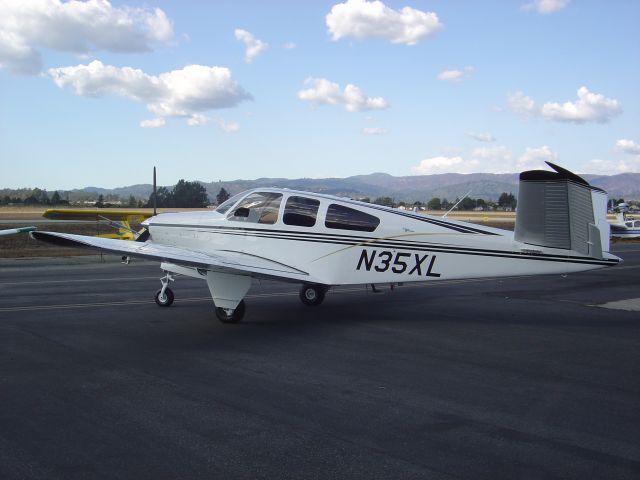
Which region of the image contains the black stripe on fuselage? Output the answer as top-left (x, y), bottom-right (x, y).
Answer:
top-left (355, 203), bottom-right (499, 235)
top-left (149, 223), bottom-right (618, 267)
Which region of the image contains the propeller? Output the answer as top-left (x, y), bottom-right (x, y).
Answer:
top-left (153, 166), bottom-right (157, 216)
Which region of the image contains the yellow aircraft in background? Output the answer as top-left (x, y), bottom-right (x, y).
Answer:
top-left (42, 209), bottom-right (154, 240)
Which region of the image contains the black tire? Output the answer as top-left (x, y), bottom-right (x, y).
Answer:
top-left (299, 284), bottom-right (327, 307)
top-left (155, 288), bottom-right (174, 307)
top-left (215, 300), bottom-right (246, 323)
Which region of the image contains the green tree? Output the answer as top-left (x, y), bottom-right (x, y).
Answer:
top-left (24, 188), bottom-right (49, 205)
top-left (96, 194), bottom-right (105, 208)
top-left (149, 186), bottom-right (174, 208)
top-left (373, 196), bottom-right (394, 207)
top-left (127, 195), bottom-right (137, 207)
top-left (50, 191), bottom-right (61, 205)
top-left (427, 197), bottom-right (441, 210)
top-left (498, 192), bottom-right (516, 209)
top-left (460, 197), bottom-right (476, 210)
top-left (172, 180), bottom-right (209, 208)
top-left (216, 187), bottom-right (230, 205)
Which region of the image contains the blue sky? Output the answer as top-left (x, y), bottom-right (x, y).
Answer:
top-left (0, 0), bottom-right (638, 189)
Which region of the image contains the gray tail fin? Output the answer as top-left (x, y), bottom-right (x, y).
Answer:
top-left (514, 162), bottom-right (610, 258)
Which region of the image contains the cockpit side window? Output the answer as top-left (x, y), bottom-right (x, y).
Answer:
top-left (325, 204), bottom-right (380, 232)
top-left (229, 192), bottom-right (282, 224)
top-left (215, 192), bottom-right (245, 214)
top-left (283, 196), bottom-right (320, 227)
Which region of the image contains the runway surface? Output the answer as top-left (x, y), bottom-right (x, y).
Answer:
top-left (1, 244), bottom-right (639, 479)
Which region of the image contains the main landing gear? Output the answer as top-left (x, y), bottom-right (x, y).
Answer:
top-left (299, 284), bottom-right (328, 307)
top-left (153, 270), bottom-right (246, 323)
top-left (215, 300), bottom-right (246, 323)
top-left (155, 272), bottom-right (174, 307)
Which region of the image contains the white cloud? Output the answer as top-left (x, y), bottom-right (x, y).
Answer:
top-left (0, 0), bottom-right (173, 75)
top-left (412, 145), bottom-right (559, 175)
top-left (522, 0), bottom-right (570, 14)
top-left (215, 118), bottom-right (240, 133)
top-left (615, 139), bottom-right (640, 155)
top-left (541, 87), bottom-right (621, 123)
top-left (508, 87), bottom-right (622, 124)
top-left (185, 115), bottom-right (238, 132)
top-left (470, 146), bottom-right (514, 170)
top-left (298, 77), bottom-right (389, 112)
top-left (437, 66), bottom-right (474, 82)
top-left (48, 60), bottom-right (251, 127)
top-left (586, 158), bottom-right (640, 174)
top-left (471, 145), bottom-right (557, 172)
top-left (517, 146), bottom-right (558, 170)
top-left (326, 0), bottom-right (442, 46)
top-left (187, 114), bottom-right (210, 126)
top-left (437, 70), bottom-right (462, 82)
top-left (140, 118), bottom-right (165, 129)
top-left (234, 29), bottom-right (267, 63)
top-left (467, 132), bottom-right (495, 142)
top-left (412, 156), bottom-right (477, 175)
top-left (507, 91), bottom-right (538, 117)
top-left (363, 127), bottom-right (387, 135)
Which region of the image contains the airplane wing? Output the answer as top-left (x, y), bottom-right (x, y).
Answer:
top-left (0, 226), bottom-right (36, 237)
top-left (43, 209), bottom-right (154, 221)
top-left (31, 231), bottom-right (314, 282)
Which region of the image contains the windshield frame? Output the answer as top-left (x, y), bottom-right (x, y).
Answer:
top-left (214, 191), bottom-right (247, 214)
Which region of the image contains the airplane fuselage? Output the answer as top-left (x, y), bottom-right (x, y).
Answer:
top-left (145, 189), bottom-right (619, 287)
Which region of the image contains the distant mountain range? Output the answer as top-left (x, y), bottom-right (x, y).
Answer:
top-left (4, 171), bottom-right (640, 203)
top-left (80, 171), bottom-right (640, 203)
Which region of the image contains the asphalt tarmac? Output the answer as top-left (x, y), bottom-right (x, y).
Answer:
top-left (1, 244), bottom-right (639, 479)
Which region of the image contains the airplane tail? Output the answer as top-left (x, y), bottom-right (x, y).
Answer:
top-left (514, 162), bottom-right (610, 258)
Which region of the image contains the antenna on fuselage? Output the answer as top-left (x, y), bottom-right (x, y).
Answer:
top-left (153, 166), bottom-right (157, 216)
top-left (443, 190), bottom-right (471, 218)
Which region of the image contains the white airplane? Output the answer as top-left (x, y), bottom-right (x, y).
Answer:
top-left (610, 203), bottom-right (640, 239)
top-left (0, 226), bottom-right (36, 237)
top-left (31, 163), bottom-right (621, 323)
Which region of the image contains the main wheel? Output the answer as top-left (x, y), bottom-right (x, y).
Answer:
top-left (155, 287), bottom-right (174, 307)
top-left (299, 284), bottom-right (327, 307)
top-left (215, 300), bottom-right (246, 324)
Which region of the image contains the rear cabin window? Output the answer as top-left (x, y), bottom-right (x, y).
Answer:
top-left (229, 192), bottom-right (282, 224)
top-left (283, 196), bottom-right (320, 227)
top-left (325, 204), bottom-right (380, 232)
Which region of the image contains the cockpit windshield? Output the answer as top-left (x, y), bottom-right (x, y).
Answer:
top-left (215, 192), bottom-right (246, 214)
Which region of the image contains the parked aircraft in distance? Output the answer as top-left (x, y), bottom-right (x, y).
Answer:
top-left (0, 226), bottom-right (36, 237)
top-left (32, 163), bottom-right (621, 323)
top-left (610, 203), bottom-right (640, 239)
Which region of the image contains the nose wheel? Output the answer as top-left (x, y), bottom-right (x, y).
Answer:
top-left (299, 284), bottom-right (327, 307)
